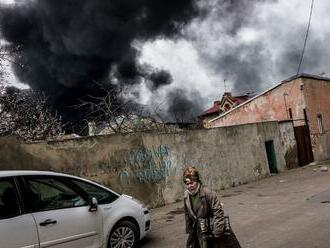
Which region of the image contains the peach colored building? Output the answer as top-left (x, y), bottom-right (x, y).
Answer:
top-left (208, 74), bottom-right (330, 162)
top-left (198, 93), bottom-right (252, 128)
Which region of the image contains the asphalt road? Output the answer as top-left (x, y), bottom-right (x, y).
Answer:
top-left (138, 162), bottom-right (330, 248)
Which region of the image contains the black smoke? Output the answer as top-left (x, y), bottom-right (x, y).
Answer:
top-left (147, 69), bottom-right (172, 91)
top-left (166, 89), bottom-right (204, 123)
top-left (0, 0), bottom-right (201, 129)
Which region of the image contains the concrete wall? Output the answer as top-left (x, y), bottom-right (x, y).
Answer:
top-left (209, 78), bottom-right (305, 128)
top-left (311, 133), bottom-right (330, 161)
top-left (279, 121), bottom-right (299, 169)
top-left (0, 121), bottom-right (287, 207)
top-left (303, 78), bottom-right (330, 160)
top-left (303, 78), bottom-right (330, 134)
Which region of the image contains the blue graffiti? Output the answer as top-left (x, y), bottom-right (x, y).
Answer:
top-left (135, 160), bottom-right (172, 183)
top-left (123, 145), bottom-right (170, 167)
top-left (119, 145), bottom-right (174, 184)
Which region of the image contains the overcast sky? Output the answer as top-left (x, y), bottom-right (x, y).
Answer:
top-left (141, 0), bottom-right (330, 108)
top-left (0, 0), bottom-right (328, 113)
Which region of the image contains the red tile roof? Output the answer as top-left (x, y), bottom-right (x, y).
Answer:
top-left (231, 95), bottom-right (252, 105)
top-left (199, 102), bottom-right (222, 117)
top-left (199, 93), bottom-right (253, 118)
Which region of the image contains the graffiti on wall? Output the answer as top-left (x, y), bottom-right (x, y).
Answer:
top-left (119, 145), bottom-right (174, 184)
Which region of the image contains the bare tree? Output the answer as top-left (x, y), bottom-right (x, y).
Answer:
top-left (75, 85), bottom-right (179, 135)
top-left (0, 86), bottom-right (64, 141)
top-left (0, 43), bottom-right (22, 82)
top-left (0, 44), bottom-right (9, 81)
top-left (0, 39), bottom-right (63, 140)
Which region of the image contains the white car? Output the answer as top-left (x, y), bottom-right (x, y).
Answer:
top-left (0, 170), bottom-right (150, 248)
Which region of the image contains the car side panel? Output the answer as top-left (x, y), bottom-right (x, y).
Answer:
top-left (0, 213), bottom-right (39, 248)
top-left (32, 206), bottom-right (103, 248)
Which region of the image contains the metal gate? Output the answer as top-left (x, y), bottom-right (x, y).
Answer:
top-left (294, 125), bottom-right (314, 166)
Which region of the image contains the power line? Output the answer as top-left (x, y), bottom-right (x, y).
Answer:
top-left (283, 0), bottom-right (315, 119)
top-left (296, 0), bottom-right (315, 75)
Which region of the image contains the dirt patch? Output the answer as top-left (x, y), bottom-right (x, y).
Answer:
top-left (221, 190), bottom-right (243, 198)
top-left (166, 215), bottom-right (175, 222)
top-left (167, 207), bottom-right (184, 215)
top-left (162, 207), bottom-right (185, 222)
top-left (257, 193), bottom-right (276, 197)
top-left (222, 193), bottom-right (239, 198)
top-left (306, 188), bottom-right (330, 203)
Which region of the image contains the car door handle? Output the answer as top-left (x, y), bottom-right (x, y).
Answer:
top-left (39, 219), bottom-right (57, 226)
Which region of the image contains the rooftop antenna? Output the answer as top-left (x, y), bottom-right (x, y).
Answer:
top-left (223, 79), bottom-right (227, 93)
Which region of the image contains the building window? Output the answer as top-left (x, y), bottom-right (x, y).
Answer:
top-left (303, 109), bottom-right (308, 123)
top-left (288, 108), bottom-right (293, 119)
top-left (317, 114), bottom-right (324, 134)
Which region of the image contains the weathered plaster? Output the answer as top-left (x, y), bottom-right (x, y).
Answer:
top-left (209, 76), bottom-right (330, 161)
top-left (0, 121), bottom-right (287, 207)
top-left (279, 121), bottom-right (299, 169)
top-left (209, 78), bottom-right (304, 127)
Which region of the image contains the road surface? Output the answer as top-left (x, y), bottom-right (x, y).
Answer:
top-left (138, 162), bottom-right (330, 248)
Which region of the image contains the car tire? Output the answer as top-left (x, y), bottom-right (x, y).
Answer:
top-left (108, 220), bottom-right (139, 248)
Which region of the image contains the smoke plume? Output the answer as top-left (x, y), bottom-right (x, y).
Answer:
top-left (165, 89), bottom-right (204, 123)
top-left (0, 0), bottom-right (201, 126)
top-left (186, 0), bottom-right (328, 95)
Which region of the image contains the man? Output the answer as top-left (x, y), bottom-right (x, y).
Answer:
top-left (183, 166), bottom-right (225, 248)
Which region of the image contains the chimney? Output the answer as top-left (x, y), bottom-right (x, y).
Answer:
top-left (88, 121), bottom-right (96, 136)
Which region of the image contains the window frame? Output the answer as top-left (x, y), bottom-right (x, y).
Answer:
top-left (68, 178), bottom-right (119, 205)
top-left (21, 175), bottom-right (90, 213)
top-left (288, 108), bottom-right (293, 119)
top-left (0, 177), bottom-right (23, 219)
top-left (317, 114), bottom-right (324, 134)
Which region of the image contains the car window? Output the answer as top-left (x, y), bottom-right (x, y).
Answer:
top-left (70, 179), bottom-right (118, 205)
top-left (0, 179), bottom-right (20, 219)
top-left (25, 177), bottom-right (87, 212)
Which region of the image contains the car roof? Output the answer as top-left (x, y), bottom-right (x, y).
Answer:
top-left (0, 170), bottom-right (121, 196)
top-left (0, 170), bottom-right (71, 177)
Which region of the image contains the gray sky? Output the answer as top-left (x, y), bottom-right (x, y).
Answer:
top-left (1, 0), bottom-right (329, 112)
top-left (140, 0), bottom-right (329, 108)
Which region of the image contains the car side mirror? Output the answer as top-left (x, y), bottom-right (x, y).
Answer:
top-left (89, 197), bottom-right (98, 212)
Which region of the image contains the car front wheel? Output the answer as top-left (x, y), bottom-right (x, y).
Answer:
top-left (109, 220), bottom-right (139, 248)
